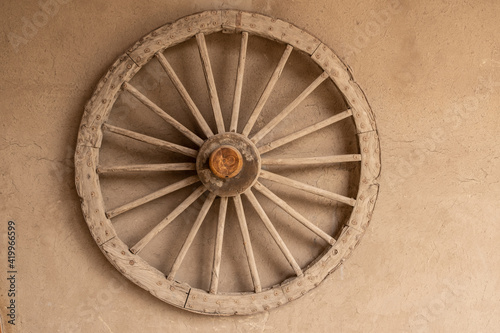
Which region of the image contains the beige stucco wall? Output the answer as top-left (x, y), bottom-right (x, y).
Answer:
top-left (1, 0), bottom-right (499, 332)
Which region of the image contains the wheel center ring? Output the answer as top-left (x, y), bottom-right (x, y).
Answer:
top-left (196, 133), bottom-right (261, 197)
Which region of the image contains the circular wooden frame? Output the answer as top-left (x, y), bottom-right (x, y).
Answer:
top-left (75, 10), bottom-right (380, 315)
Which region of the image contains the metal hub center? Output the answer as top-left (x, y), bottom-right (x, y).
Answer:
top-left (209, 145), bottom-right (243, 179)
top-left (196, 133), bottom-right (261, 197)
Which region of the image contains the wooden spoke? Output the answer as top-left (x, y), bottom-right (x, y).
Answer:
top-left (258, 109), bottom-right (353, 154)
top-left (209, 197), bottom-right (228, 294)
top-left (103, 124), bottom-right (198, 158)
top-left (196, 33), bottom-right (225, 134)
top-left (262, 154), bottom-right (362, 166)
top-left (253, 182), bottom-right (335, 245)
top-left (259, 170), bottom-right (356, 206)
top-left (97, 163), bottom-right (196, 174)
top-left (106, 175), bottom-right (199, 219)
top-left (251, 72), bottom-right (329, 144)
top-left (242, 45), bottom-right (293, 137)
top-left (130, 185), bottom-right (207, 254)
top-left (233, 195), bottom-right (262, 293)
top-left (167, 192), bottom-right (217, 281)
top-left (123, 83), bottom-right (204, 146)
top-left (229, 32), bottom-right (249, 133)
top-left (155, 53), bottom-right (214, 138)
top-left (244, 189), bottom-right (303, 277)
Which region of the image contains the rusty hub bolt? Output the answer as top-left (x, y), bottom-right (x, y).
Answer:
top-left (209, 145), bottom-right (243, 179)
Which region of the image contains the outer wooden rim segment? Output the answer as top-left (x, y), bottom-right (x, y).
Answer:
top-left (75, 10), bottom-right (381, 316)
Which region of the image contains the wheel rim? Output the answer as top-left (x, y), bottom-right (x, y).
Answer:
top-left (75, 10), bottom-right (381, 315)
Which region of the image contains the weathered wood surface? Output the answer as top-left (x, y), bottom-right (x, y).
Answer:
top-left (75, 145), bottom-right (116, 245)
top-left (358, 130), bottom-right (381, 182)
top-left (184, 225), bottom-right (363, 316)
top-left (244, 189), bottom-right (303, 277)
top-left (311, 44), bottom-right (377, 133)
top-left (261, 154), bottom-right (361, 166)
top-left (222, 10), bottom-right (321, 55)
top-left (253, 182), bottom-right (335, 245)
top-left (229, 32), bottom-right (248, 133)
top-left (100, 239), bottom-right (190, 308)
top-left (196, 33), bottom-right (225, 134)
top-left (123, 82), bottom-right (204, 146)
top-left (185, 286), bottom-right (288, 315)
top-left (130, 186), bottom-right (207, 254)
top-left (77, 56), bottom-right (139, 148)
top-left (234, 195), bottom-right (262, 293)
top-left (168, 193), bottom-right (217, 281)
top-left (105, 176), bottom-right (200, 219)
top-left (128, 11), bottom-right (223, 66)
top-left (97, 163), bottom-right (196, 174)
top-left (76, 9), bottom-right (381, 316)
top-left (209, 197), bottom-right (228, 294)
top-left (347, 184), bottom-right (379, 232)
top-left (103, 123), bottom-right (198, 158)
top-left (258, 109), bottom-right (353, 154)
top-left (156, 52), bottom-right (214, 138)
top-left (347, 130), bottom-right (381, 231)
top-left (242, 44), bottom-right (293, 137)
top-left (259, 170), bottom-right (356, 206)
top-left (251, 72), bottom-right (328, 144)
top-left (280, 226), bottom-right (363, 302)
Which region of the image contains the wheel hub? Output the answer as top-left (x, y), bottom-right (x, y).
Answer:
top-left (196, 133), bottom-right (261, 197)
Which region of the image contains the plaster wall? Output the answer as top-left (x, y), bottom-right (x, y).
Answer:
top-left (1, 0), bottom-right (499, 332)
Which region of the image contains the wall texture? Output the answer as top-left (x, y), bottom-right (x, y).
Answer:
top-left (1, 0), bottom-right (499, 332)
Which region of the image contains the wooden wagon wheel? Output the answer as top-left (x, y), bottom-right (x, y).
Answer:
top-left (75, 10), bottom-right (380, 315)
